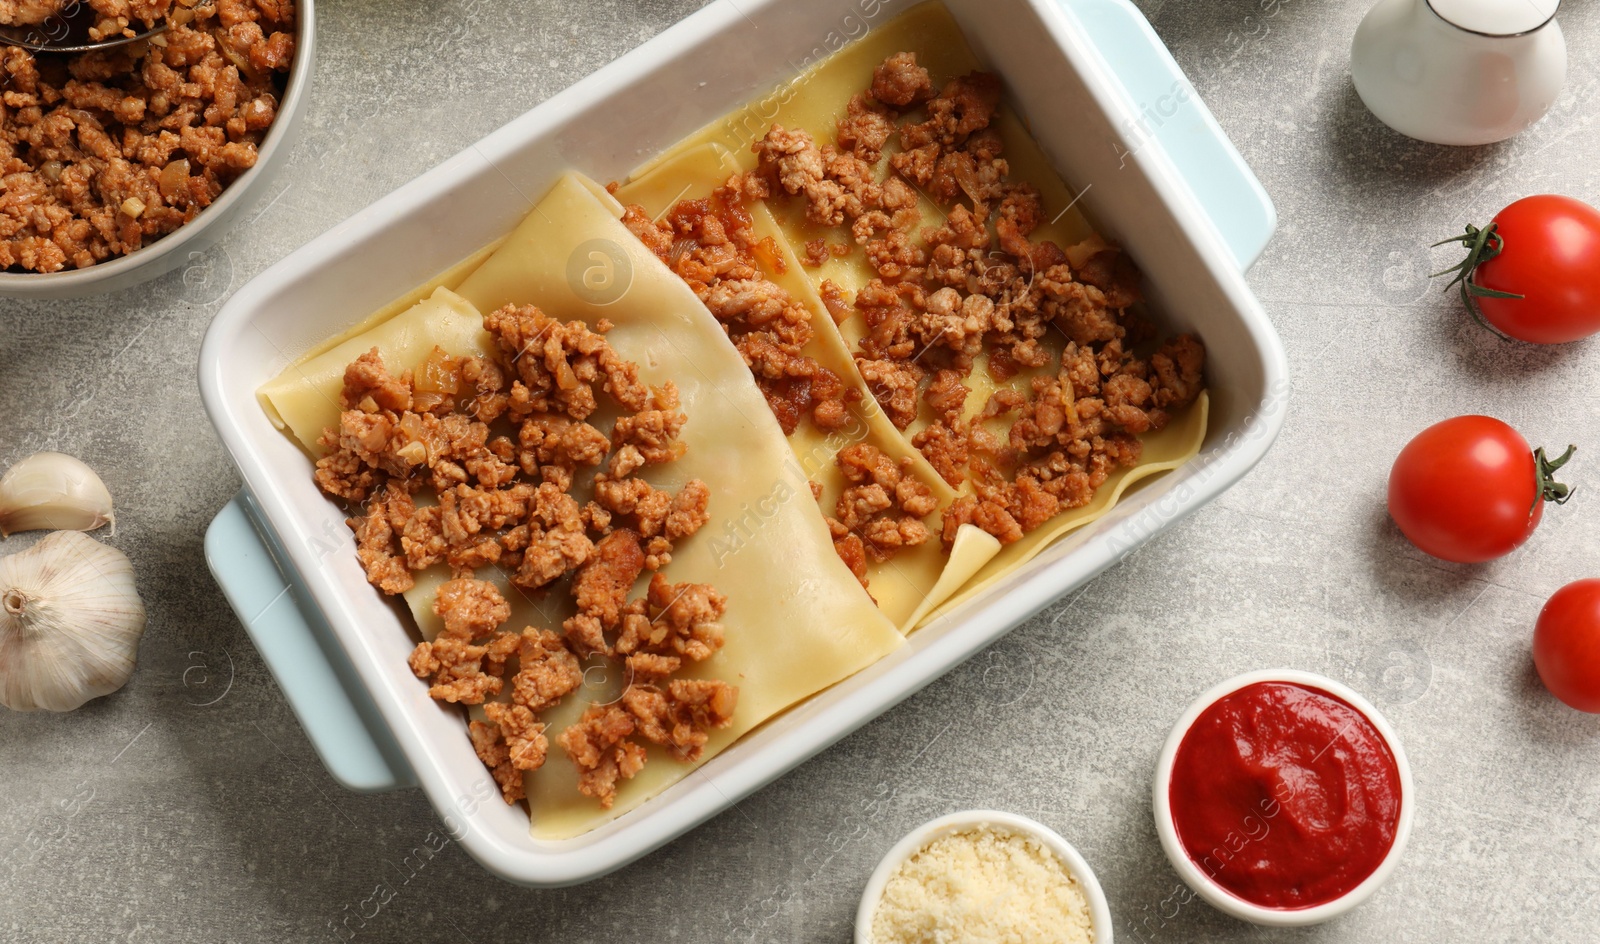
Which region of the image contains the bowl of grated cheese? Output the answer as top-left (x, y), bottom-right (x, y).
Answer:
top-left (856, 810), bottom-right (1112, 944)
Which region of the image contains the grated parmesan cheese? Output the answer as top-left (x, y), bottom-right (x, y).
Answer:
top-left (868, 826), bottom-right (1094, 944)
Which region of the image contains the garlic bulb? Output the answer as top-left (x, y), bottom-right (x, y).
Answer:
top-left (0, 452), bottom-right (115, 537)
top-left (0, 531), bottom-right (146, 712)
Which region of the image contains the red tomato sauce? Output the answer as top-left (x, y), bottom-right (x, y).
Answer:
top-left (1168, 681), bottom-right (1403, 909)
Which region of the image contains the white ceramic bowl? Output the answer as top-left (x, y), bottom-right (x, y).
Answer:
top-left (855, 810), bottom-right (1113, 944)
top-left (1152, 669), bottom-right (1415, 927)
top-left (0, 1), bottom-right (316, 300)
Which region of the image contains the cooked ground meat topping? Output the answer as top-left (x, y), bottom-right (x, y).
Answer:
top-left (829, 442), bottom-right (935, 573)
top-left (620, 179), bottom-right (860, 436)
top-left (0, 0), bottom-right (296, 272)
top-left (481, 702), bottom-right (548, 781)
top-left (870, 51), bottom-right (936, 109)
top-left (622, 678), bottom-right (738, 763)
top-left (505, 627), bottom-right (583, 714)
top-left (614, 572), bottom-right (728, 663)
top-left (469, 717), bottom-right (527, 805)
top-left (753, 124), bottom-right (885, 227)
top-left (741, 54), bottom-right (1206, 550)
top-left (0, 0), bottom-right (65, 27)
top-left (314, 303), bottom-right (733, 811)
top-left (556, 705), bottom-right (647, 809)
top-left (617, 52), bottom-right (1202, 583)
top-left (558, 668), bottom-right (737, 807)
top-left (558, 571), bottom-right (734, 806)
top-left (3, 0), bottom-right (211, 39)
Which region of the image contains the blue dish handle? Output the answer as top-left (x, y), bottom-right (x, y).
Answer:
top-left (205, 491), bottom-right (415, 793)
top-left (1061, 0), bottom-right (1278, 271)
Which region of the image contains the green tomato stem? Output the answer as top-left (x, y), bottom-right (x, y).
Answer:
top-left (1430, 222), bottom-right (1526, 340)
top-left (1534, 444), bottom-right (1577, 511)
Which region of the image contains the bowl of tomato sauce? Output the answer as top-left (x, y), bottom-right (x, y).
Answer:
top-left (1153, 669), bottom-right (1414, 926)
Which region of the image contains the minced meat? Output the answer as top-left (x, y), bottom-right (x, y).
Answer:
top-left (0, 0), bottom-right (296, 271)
top-left (312, 302), bottom-right (735, 809)
top-left (745, 54), bottom-right (1207, 547)
top-left (620, 185), bottom-right (859, 436)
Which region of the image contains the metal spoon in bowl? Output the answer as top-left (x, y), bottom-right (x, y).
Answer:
top-left (0, 0), bottom-right (169, 54)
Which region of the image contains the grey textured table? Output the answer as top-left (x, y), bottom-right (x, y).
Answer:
top-left (5, 1), bottom-right (1600, 941)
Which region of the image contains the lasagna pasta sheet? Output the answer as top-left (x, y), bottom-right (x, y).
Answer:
top-left (925, 391), bottom-right (1208, 624)
top-left (262, 174), bottom-right (904, 840)
top-left (453, 173), bottom-right (906, 838)
top-left (609, 0), bottom-right (1210, 631)
top-left (258, 287), bottom-right (493, 451)
top-left (613, 144), bottom-right (999, 631)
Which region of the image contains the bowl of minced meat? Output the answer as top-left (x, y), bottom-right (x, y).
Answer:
top-left (0, 0), bottom-right (310, 298)
top-left (857, 811), bottom-right (1112, 944)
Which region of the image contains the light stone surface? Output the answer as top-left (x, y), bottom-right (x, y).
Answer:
top-left (5, 0), bottom-right (1600, 941)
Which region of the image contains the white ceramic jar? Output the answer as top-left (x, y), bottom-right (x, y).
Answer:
top-left (1351, 0), bottom-right (1565, 145)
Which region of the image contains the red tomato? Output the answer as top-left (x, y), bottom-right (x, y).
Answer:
top-left (1439, 195), bottom-right (1600, 344)
top-left (1387, 416), bottom-right (1574, 563)
top-left (1533, 580), bottom-right (1600, 713)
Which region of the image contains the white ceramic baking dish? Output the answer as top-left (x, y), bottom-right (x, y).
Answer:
top-left (199, 0), bottom-right (1287, 886)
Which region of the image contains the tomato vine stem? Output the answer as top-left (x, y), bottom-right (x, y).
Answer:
top-left (1431, 223), bottom-right (1526, 339)
top-left (1534, 445), bottom-right (1576, 511)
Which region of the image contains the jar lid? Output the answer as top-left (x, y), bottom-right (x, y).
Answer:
top-left (1428, 0), bottom-right (1560, 36)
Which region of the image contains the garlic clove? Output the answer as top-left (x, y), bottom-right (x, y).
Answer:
top-left (0, 452), bottom-right (116, 538)
top-left (0, 530), bottom-right (146, 712)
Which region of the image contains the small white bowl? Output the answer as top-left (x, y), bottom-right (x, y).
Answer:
top-left (1152, 669), bottom-right (1415, 927)
top-left (0, 0), bottom-right (316, 299)
top-left (855, 809), bottom-right (1113, 944)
